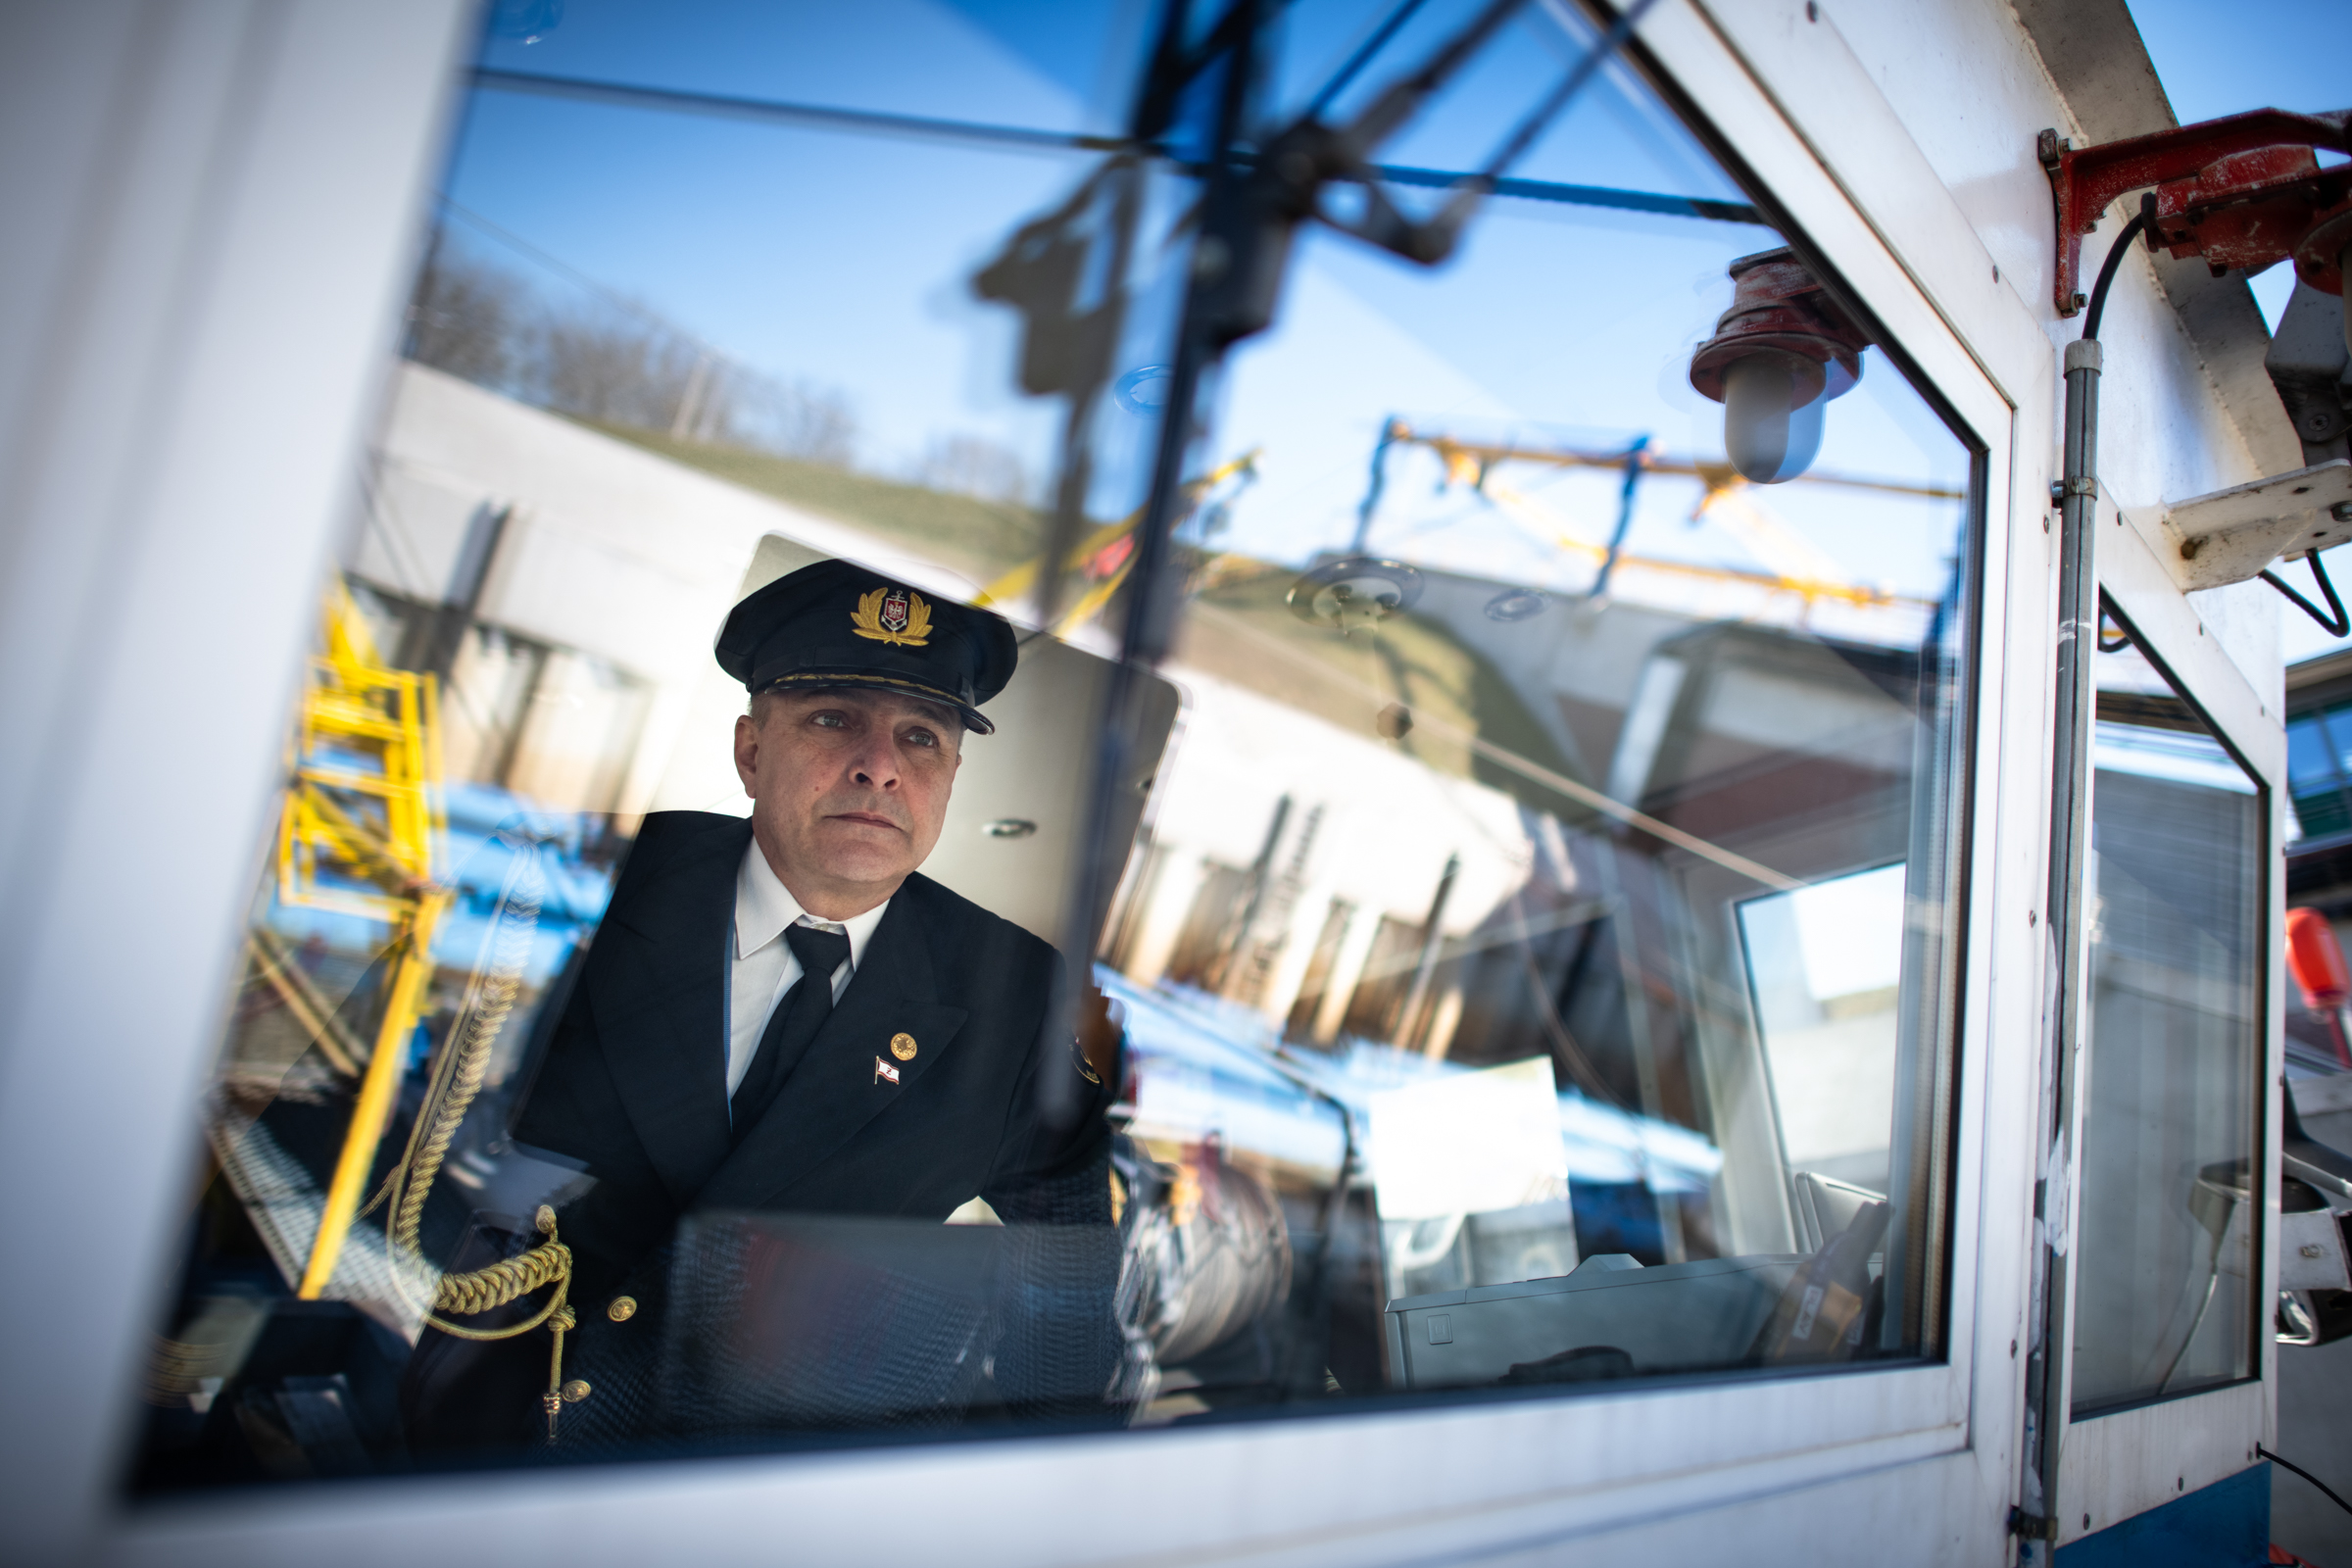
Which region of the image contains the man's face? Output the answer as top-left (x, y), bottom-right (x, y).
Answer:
top-left (733, 687), bottom-right (964, 917)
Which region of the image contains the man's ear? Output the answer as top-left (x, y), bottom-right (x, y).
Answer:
top-left (732, 712), bottom-right (760, 798)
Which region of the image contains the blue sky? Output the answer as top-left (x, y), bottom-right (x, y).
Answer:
top-left (2127, 0), bottom-right (2348, 334)
top-left (449, 0), bottom-right (1969, 623)
top-left (2124, 0), bottom-right (2352, 663)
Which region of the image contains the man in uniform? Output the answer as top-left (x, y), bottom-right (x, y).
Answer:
top-left (404, 558), bottom-right (1121, 1452)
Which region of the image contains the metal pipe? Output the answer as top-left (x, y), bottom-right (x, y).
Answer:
top-left (1590, 434), bottom-right (1649, 600)
top-left (1213, 795), bottom-right (1293, 994)
top-left (1040, 0), bottom-right (1268, 1128)
top-left (1397, 852), bottom-right (1460, 1051)
top-left (2019, 331), bottom-right (2101, 1550)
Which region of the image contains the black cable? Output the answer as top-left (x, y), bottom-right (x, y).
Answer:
top-left (2081, 192), bottom-right (2158, 342)
top-left (2263, 549), bottom-right (2351, 637)
top-left (1468, 0), bottom-right (1659, 196)
top-left (2077, 191), bottom-right (2348, 638)
top-left (474, 67), bottom-right (1759, 228)
top-left (2260, 1445), bottom-right (2352, 1521)
top-left (1303, 0), bottom-right (1433, 122)
top-left (471, 67), bottom-right (1134, 153)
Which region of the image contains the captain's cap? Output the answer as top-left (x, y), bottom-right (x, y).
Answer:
top-left (715, 559), bottom-right (1018, 734)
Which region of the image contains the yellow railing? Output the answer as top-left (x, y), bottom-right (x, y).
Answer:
top-left (975, 450), bottom-right (1261, 635)
top-left (273, 581), bottom-right (450, 1300)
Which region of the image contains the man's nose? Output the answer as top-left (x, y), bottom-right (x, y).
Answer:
top-left (847, 731), bottom-right (902, 789)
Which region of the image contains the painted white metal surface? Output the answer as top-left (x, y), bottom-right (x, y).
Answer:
top-left (0, 0), bottom-right (2296, 1562)
top-left (90, 0), bottom-right (2016, 1550)
top-left (2158, 462), bottom-right (2352, 592)
top-left (2054, 498), bottom-right (2286, 1546)
top-left (0, 4), bottom-right (476, 1561)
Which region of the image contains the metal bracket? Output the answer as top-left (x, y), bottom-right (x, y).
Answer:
top-left (2039, 109), bottom-right (2352, 317)
top-left (2158, 459), bottom-right (2352, 589)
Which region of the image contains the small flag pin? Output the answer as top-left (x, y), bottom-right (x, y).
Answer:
top-left (874, 1055), bottom-right (901, 1085)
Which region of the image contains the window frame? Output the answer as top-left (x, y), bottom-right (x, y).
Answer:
top-left (2049, 500), bottom-right (2284, 1544)
top-left (82, 0), bottom-right (2041, 1557)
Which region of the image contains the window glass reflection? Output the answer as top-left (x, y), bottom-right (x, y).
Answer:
top-left (2071, 612), bottom-right (2264, 1416)
top-left (133, 0), bottom-right (1980, 1488)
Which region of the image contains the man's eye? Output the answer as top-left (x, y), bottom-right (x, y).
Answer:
top-left (906, 729), bottom-right (938, 749)
top-left (811, 711), bottom-right (847, 729)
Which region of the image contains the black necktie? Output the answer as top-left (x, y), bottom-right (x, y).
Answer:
top-left (729, 922), bottom-right (852, 1141)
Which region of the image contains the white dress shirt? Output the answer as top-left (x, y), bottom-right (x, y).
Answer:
top-left (725, 836), bottom-right (890, 1098)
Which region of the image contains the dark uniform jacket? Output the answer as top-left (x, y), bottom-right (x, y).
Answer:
top-left (403, 810), bottom-right (1117, 1453)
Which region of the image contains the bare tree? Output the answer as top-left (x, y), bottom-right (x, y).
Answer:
top-left (398, 227), bottom-right (860, 470)
top-left (406, 251), bottom-right (527, 388)
top-left (909, 433), bottom-right (1031, 504)
top-left (760, 378), bottom-right (860, 467)
top-left (533, 304), bottom-right (707, 429)
top-left (690, 366), bottom-right (858, 466)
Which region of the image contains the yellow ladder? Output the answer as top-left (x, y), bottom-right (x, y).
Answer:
top-left (275, 581), bottom-right (449, 1299)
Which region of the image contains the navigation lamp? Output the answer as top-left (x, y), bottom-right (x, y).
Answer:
top-left (1689, 248), bottom-right (1871, 484)
top-left (1484, 587), bottom-right (1547, 622)
top-left (1287, 557), bottom-right (1425, 634)
top-left (1722, 353), bottom-right (1826, 484)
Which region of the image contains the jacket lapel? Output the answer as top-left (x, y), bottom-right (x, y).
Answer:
top-left (697, 891), bottom-right (968, 1211)
top-left (587, 817), bottom-right (745, 1206)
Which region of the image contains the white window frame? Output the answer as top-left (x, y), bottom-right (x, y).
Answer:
top-left (87, 2), bottom-right (2052, 1561)
top-left (2048, 502), bottom-right (2284, 1544)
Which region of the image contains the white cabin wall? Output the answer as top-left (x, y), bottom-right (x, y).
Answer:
top-left (1824, 0), bottom-right (2288, 701)
top-left (0, 6), bottom-right (476, 1558)
top-left (0, 1), bottom-right (2298, 1560)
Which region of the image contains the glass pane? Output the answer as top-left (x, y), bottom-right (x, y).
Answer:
top-left (2286, 713), bottom-right (2334, 792)
top-left (2071, 611), bottom-right (2264, 1416)
top-left (135, 0), bottom-right (1193, 1491)
top-left (1103, 4), bottom-right (1977, 1402)
top-left (130, 0), bottom-right (1981, 1491)
top-left (2328, 706), bottom-right (2352, 777)
top-left (2285, 713), bottom-right (2344, 842)
top-left (1737, 863), bottom-right (1906, 1197)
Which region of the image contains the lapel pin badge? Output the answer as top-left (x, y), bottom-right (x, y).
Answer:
top-left (874, 1055), bottom-right (901, 1085)
top-left (890, 1032), bottom-right (917, 1060)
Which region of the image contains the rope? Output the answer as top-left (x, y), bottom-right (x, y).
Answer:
top-left (372, 836), bottom-right (581, 1439)
top-left (430, 1240), bottom-right (568, 1313)
top-left (392, 869), bottom-right (540, 1266)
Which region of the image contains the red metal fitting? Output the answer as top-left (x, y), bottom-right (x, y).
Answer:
top-left (1687, 247), bottom-right (1871, 407)
top-left (2039, 109), bottom-right (2352, 316)
top-left (2150, 145), bottom-right (2352, 289)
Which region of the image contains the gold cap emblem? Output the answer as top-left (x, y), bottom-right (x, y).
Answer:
top-left (852, 585), bottom-right (933, 647)
top-left (891, 1032), bottom-right (918, 1060)
top-left (607, 1296), bottom-right (637, 1323)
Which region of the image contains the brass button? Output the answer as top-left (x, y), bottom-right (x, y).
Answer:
top-left (562, 1380), bottom-right (592, 1402)
top-left (891, 1032), bottom-right (917, 1061)
top-left (607, 1296), bottom-right (637, 1323)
